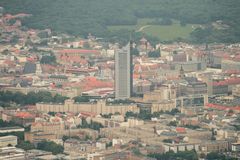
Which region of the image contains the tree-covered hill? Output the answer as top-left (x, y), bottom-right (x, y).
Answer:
top-left (1, 0), bottom-right (240, 43)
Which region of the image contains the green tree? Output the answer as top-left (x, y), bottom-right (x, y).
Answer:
top-left (53, 94), bottom-right (68, 103)
top-left (1, 0), bottom-right (240, 43)
top-left (48, 112), bottom-right (56, 116)
top-left (40, 54), bottom-right (56, 64)
top-left (148, 49), bottom-right (160, 58)
top-left (83, 43), bottom-right (90, 49)
top-left (37, 141), bottom-right (64, 155)
top-left (163, 139), bottom-right (172, 143)
top-left (159, 18), bottom-right (173, 25)
top-left (148, 150), bottom-right (198, 160)
top-left (78, 119), bottom-right (103, 131)
top-left (101, 113), bottom-right (113, 118)
top-left (17, 141), bottom-right (35, 150)
top-left (73, 96), bottom-right (90, 103)
top-left (168, 121), bottom-right (178, 126)
top-left (2, 49), bottom-right (10, 55)
top-left (206, 152), bottom-right (224, 160)
top-left (125, 111), bottom-right (138, 119)
top-left (131, 48), bottom-right (139, 56)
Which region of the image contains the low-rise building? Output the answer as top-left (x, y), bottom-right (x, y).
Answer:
top-left (0, 147), bottom-right (25, 160)
top-left (0, 127), bottom-right (24, 133)
top-left (11, 112), bottom-right (35, 126)
top-left (232, 142), bottom-right (240, 152)
top-left (143, 85), bottom-right (176, 102)
top-left (173, 61), bottom-right (207, 72)
top-left (36, 99), bottom-right (139, 115)
top-left (24, 131), bottom-right (57, 143)
top-left (31, 121), bottom-right (65, 135)
top-left (26, 149), bottom-right (53, 159)
top-left (222, 59), bottom-right (240, 71)
top-left (179, 77), bottom-right (207, 96)
top-left (200, 140), bottom-right (229, 153)
top-left (92, 117), bottom-right (144, 128)
top-left (64, 139), bottom-right (96, 154)
top-left (233, 85), bottom-right (240, 98)
top-left (0, 136), bottom-right (18, 148)
top-left (163, 143), bottom-right (200, 153)
top-left (151, 100), bottom-right (176, 113)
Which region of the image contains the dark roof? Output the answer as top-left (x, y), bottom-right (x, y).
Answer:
top-left (49, 75), bottom-right (68, 79)
top-left (11, 78), bottom-right (31, 87)
top-left (23, 62), bottom-right (36, 74)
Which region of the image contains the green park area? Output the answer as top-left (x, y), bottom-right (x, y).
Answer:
top-left (108, 18), bottom-right (200, 41)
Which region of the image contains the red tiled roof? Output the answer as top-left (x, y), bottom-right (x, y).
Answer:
top-left (66, 67), bottom-right (97, 73)
top-left (59, 55), bottom-right (88, 64)
top-left (98, 89), bottom-right (114, 94)
top-left (26, 105), bottom-right (37, 110)
top-left (206, 103), bottom-right (240, 111)
top-left (31, 122), bottom-right (60, 127)
top-left (41, 64), bottom-right (58, 73)
top-left (27, 56), bottom-right (38, 62)
top-left (176, 127), bottom-right (186, 133)
top-left (58, 49), bottom-right (100, 55)
top-left (134, 63), bottom-right (160, 72)
top-left (79, 112), bottom-right (96, 118)
top-left (213, 52), bottom-right (230, 59)
top-left (3, 60), bottom-right (15, 66)
top-left (213, 78), bottom-right (240, 86)
top-left (234, 54), bottom-right (240, 60)
top-left (13, 49), bottom-right (21, 54)
top-left (80, 77), bottom-right (113, 91)
top-left (62, 77), bottom-right (113, 91)
top-left (15, 112), bottom-right (35, 119)
top-left (224, 70), bottom-right (240, 75)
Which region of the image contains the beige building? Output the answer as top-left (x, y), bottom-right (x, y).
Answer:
top-left (36, 99), bottom-right (139, 115)
top-left (143, 85), bottom-right (176, 102)
top-left (92, 117), bottom-right (144, 128)
top-left (142, 85), bottom-right (177, 113)
top-left (0, 147), bottom-right (25, 160)
top-left (151, 100), bottom-right (176, 113)
top-left (233, 85), bottom-right (240, 98)
top-left (200, 140), bottom-right (229, 153)
top-left (2, 87), bottom-right (80, 98)
top-left (25, 131), bottom-right (57, 143)
top-left (0, 136), bottom-right (18, 148)
top-left (163, 143), bottom-right (200, 153)
top-left (222, 59), bottom-right (240, 71)
top-left (64, 139), bottom-right (97, 155)
top-left (31, 121), bottom-right (65, 135)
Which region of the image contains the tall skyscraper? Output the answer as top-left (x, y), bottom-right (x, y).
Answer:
top-left (115, 44), bottom-right (132, 99)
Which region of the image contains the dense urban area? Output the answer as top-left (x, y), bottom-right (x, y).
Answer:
top-left (0, 1), bottom-right (240, 160)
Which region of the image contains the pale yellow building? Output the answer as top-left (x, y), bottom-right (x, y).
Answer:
top-left (31, 122), bottom-right (65, 135)
top-left (233, 85), bottom-right (240, 98)
top-left (36, 99), bottom-right (139, 115)
top-left (2, 87), bottom-right (81, 98)
top-left (143, 85), bottom-right (176, 102)
top-left (151, 100), bottom-right (176, 113)
top-left (0, 136), bottom-right (17, 148)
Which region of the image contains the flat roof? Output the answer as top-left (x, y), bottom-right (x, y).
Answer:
top-left (0, 126), bottom-right (24, 130)
top-left (0, 135), bottom-right (17, 139)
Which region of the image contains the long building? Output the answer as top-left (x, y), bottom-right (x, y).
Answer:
top-left (36, 99), bottom-right (139, 115)
top-left (0, 136), bottom-right (18, 148)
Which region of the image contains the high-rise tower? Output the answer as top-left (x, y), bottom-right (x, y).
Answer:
top-left (115, 44), bottom-right (132, 99)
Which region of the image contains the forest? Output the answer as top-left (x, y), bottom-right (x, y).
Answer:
top-left (0, 0), bottom-right (240, 43)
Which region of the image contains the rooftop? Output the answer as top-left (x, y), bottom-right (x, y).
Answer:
top-left (58, 49), bottom-right (100, 55)
top-left (0, 126), bottom-right (24, 130)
